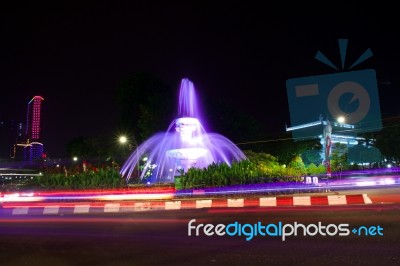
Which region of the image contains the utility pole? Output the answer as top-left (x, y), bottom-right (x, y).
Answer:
top-left (323, 118), bottom-right (332, 178)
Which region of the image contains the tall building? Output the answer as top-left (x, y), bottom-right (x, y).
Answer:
top-left (0, 119), bottom-right (9, 159)
top-left (26, 96), bottom-right (44, 141)
top-left (8, 120), bottom-right (26, 161)
top-left (22, 96), bottom-right (45, 162)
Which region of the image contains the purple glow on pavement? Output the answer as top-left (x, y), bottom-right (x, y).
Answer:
top-left (175, 174), bottom-right (400, 197)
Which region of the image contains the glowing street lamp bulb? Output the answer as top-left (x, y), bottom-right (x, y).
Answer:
top-left (73, 157), bottom-right (78, 161)
top-left (337, 116), bottom-right (345, 123)
top-left (119, 136), bottom-right (127, 144)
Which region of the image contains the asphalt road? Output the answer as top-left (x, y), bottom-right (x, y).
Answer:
top-left (1, 201), bottom-right (400, 266)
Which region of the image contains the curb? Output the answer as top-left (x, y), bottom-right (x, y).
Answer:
top-left (2, 194), bottom-right (372, 216)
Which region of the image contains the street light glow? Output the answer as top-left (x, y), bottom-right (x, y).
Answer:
top-left (337, 116), bottom-right (345, 123)
top-left (119, 136), bottom-right (128, 144)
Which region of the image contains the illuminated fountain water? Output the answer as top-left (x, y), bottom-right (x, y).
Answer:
top-left (120, 78), bottom-right (247, 183)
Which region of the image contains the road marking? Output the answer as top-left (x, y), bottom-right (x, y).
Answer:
top-left (362, 194), bottom-right (372, 204)
top-left (228, 198), bottom-right (244, 207)
top-left (328, 195), bottom-right (347, 205)
top-left (196, 199), bottom-right (212, 208)
top-left (104, 203), bottom-right (120, 212)
top-left (293, 196), bottom-right (311, 206)
top-left (8, 193), bottom-right (373, 216)
top-left (12, 207), bottom-right (29, 215)
top-left (165, 201), bottom-right (181, 210)
top-left (43, 206), bottom-right (60, 215)
top-left (134, 202), bottom-right (151, 211)
top-left (259, 197), bottom-right (277, 207)
top-left (73, 205), bottom-right (90, 213)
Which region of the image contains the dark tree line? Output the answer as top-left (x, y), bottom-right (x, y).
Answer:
top-left (115, 71), bottom-right (175, 143)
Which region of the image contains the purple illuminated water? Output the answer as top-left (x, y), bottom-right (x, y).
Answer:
top-left (120, 78), bottom-right (247, 183)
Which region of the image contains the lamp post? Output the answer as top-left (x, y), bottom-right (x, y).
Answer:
top-left (323, 119), bottom-right (332, 178)
top-left (118, 135), bottom-right (129, 165)
top-left (336, 116), bottom-right (345, 180)
top-left (323, 116), bottom-right (347, 178)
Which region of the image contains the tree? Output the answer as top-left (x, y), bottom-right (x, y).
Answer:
top-left (301, 149), bottom-right (322, 165)
top-left (115, 71), bottom-right (175, 143)
top-left (66, 134), bottom-right (115, 163)
top-left (330, 143), bottom-right (348, 171)
top-left (203, 95), bottom-right (266, 147)
top-left (288, 155), bottom-right (307, 177)
top-left (361, 146), bottom-right (382, 167)
top-left (263, 133), bottom-right (321, 166)
top-left (66, 137), bottom-right (93, 159)
top-left (347, 144), bottom-right (382, 167)
top-left (244, 150), bottom-right (280, 168)
top-left (374, 122), bottom-right (400, 163)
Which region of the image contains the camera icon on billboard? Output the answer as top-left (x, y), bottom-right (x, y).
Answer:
top-left (286, 39), bottom-right (382, 139)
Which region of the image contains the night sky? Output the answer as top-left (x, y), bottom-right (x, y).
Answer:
top-left (1, 1), bottom-right (399, 158)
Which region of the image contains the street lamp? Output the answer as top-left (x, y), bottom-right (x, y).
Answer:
top-left (119, 135), bottom-right (128, 144)
top-left (323, 119), bottom-right (332, 178)
top-left (337, 116), bottom-right (345, 123)
top-left (117, 135), bottom-right (130, 164)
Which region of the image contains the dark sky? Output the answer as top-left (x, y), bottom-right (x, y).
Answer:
top-left (1, 1), bottom-right (399, 158)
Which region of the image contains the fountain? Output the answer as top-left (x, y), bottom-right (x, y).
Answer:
top-left (120, 78), bottom-right (247, 183)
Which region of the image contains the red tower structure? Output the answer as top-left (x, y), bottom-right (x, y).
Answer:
top-left (23, 96), bottom-right (44, 162)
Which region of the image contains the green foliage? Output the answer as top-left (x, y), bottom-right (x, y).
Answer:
top-left (262, 134), bottom-right (321, 166)
top-left (179, 152), bottom-right (318, 189)
top-left (288, 155), bottom-right (307, 177)
top-left (30, 167), bottom-right (125, 189)
top-left (330, 143), bottom-right (348, 172)
top-left (29, 150), bottom-right (337, 191)
top-left (306, 163), bottom-right (326, 175)
top-left (243, 150), bottom-right (285, 179)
